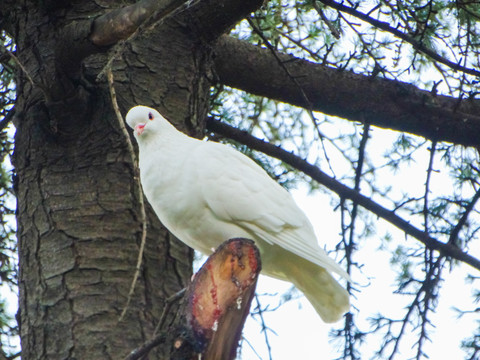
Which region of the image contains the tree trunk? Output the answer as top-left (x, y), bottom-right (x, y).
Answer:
top-left (15, 92), bottom-right (194, 359)
top-left (12, 21), bottom-right (198, 360)
top-left (9, 0), bottom-right (262, 358)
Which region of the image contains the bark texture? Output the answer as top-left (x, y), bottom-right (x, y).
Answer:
top-left (8, 0), bottom-right (262, 359)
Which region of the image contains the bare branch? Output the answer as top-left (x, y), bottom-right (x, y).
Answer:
top-left (125, 289), bottom-right (186, 360)
top-left (153, 288), bottom-right (187, 336)
top-left (448, 186), bottom-right (480, 246)
top-left (386, 257), bottom-right (444, 360)
top-left (312, 1), bottom-right (341, 39)
top-left (246, 16), bottom-right (335, 174)
top-left (206, 117), bottom-right (480, 271)
top-left (106, 68), bottom-right (148, 321)
top-left (0, 107), bottom-right (14, 133)
top-left (124, 333), bottom-right (168, 360)
top-left (2, 48), bottom-right (48, 99)
top-left (318, 0), bottom-right (480, 77)
top-left (252, 296), bottom-right (274, 360)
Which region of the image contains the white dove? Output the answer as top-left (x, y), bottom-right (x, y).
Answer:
top-left (126, 105), bottom-right (350, 322)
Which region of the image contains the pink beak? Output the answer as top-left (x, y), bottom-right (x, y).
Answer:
top-left (135, 123), bottom-right (146, 136)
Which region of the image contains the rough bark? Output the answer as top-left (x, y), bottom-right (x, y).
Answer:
top-left (213, 35), bottom-right (480, 147)
top-left (9, 0), bottom-right (263, 359)
top-left (14, 94), bottom-right (192, 360)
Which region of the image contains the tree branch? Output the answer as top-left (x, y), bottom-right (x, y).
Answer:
top-left (61, 0), bottom-right (264, 71)
top-left (448, 185), bottom-right (480, 246)
top-left (124, 333), bottom-right (168, 360)
top-left (0, 107), bottom-right (14, 133)
top-left (125, 238), bottom-right (260, 360)
top-left (213, 35), bottom-right (480, 148)
top-left (89, 0), bottom-right (187, 46)
top-left (319, 0), bottom-right (480, 78)
top-left (56, 0), bottom-right (190, 79)
top-left (206, 117), bottom-right (480, 271)
top-left (106, 68), bottom-right (149, 321)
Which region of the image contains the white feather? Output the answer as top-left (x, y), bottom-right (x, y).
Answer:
top-left (126, 105), bottom-right (350, 322)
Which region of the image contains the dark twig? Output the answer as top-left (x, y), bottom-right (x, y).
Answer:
top-left (449, 186), bottom-right (480, 246)
top-left (341, 122), bottom-right (370, 358)
top-left (128, 289), bottom-right (186, 360)
top-left (153, 288), bottom-right (186, 336)
top-left (347, 123), bottom-right (371, 264)
top-left (318, 0), bottom-right (480, 77)
top-left (312, 1), bottom-right (341, 39)
top-left (414, 140), bottom-right (438, 359)
top-left (206, 117), bottom-right (480, 271)
top-left (107, 68), bottom-right (148, 321)
top-left (0, 108), bottom-right (14, 132)
top-left (386, 257), bottom-right (443, 360)
top-left (253, 295), bottom-right (274, 360)
top-left (124, 333), bottom-right (168, 360)
top-left (2, 48), bottom-right (48, 99)
top-left (246, 15), bottom-right (317, 127)
top-left (246, 16), bottom-right (336, 176)
top-left (423, 141), bottom-right (437, 232)
top-left (239, 336), bottom-right (264, 360)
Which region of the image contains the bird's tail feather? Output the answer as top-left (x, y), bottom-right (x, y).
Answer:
top-left (288, 262), bottom-right (350, 323)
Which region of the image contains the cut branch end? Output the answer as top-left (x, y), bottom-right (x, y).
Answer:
top-left (173, 238), bottom-right (261, 360)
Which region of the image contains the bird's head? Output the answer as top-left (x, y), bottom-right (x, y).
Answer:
top-left (126, 105), bottom-right (167, 138)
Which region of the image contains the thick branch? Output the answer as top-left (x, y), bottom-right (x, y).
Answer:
top-left (172, 238), bottom-right (261, 360)
top-left (51, 0), bottom-right (264, 131)
top-left (206, 118), bottom-right (480, 272)
top-left (213, 36), bottom-right (480, 148)
top-left (64, 0), bottom-right (263, 64)
top-left (90, 0), bottom-right (186, 46)
top-left (90, 0), bottom-right (264, 47)
top-left (57, 0), bottom-right (188, 76)
top-left (125, 333), bottom-right (168, 360)
top-left (126, 238), bottom-right (260, 360)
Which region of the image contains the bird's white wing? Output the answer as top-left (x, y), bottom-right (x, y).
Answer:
top-left (193, 141), bottom-right (349, 279)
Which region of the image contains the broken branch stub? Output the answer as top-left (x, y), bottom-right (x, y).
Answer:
top-left (172, 238), bottom-right (261, 360)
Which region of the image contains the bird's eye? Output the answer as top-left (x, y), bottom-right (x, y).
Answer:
top-left (148, 112), bottom-right (154, 120)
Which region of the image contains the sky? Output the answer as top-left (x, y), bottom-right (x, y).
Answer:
top-left (234, 124), bottom-right (480, 360)
top-left (237, 185), bottom-right (479, 360)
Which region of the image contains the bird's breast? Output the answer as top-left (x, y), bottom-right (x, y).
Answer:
top-left (139, 147), bottom-right (251, 254)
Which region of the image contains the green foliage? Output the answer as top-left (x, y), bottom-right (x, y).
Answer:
top-left (209, 1), bottom-right (480, 359)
